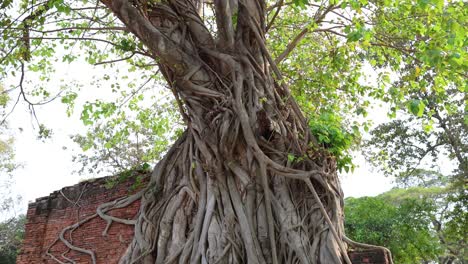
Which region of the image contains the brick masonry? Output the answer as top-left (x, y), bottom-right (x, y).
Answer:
top-left (16, 174), bottom-right (147, 264)
top-left (349, 248), bottom-right (391, 264)
top-left (17, 174), bottom-right (390, 264)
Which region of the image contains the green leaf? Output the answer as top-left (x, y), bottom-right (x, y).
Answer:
top-left (347, 30), bottom-right (363, 42)
top-left (293, 0), bottom-right (309, 8)
top-left (408, 99), bottom-right (425, 117)
top-left (61, 92), bottom-right (77, 104)
top-left (141, 162), bottom-right (151, 171)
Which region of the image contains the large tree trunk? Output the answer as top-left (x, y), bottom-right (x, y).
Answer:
top-left (98, 0), bottom-right (350, 263)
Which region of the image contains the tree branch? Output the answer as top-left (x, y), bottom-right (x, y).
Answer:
top-left (213, 0), bottom-right (236, 48)
top-left (274, 4), bottom-right (337, 64)
top-left (266, 0), bottom-right (284, 32)
top-left (100, 0), bottom-right (200, 77)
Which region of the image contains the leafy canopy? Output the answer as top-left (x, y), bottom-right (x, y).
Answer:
top-left (0, 2), bottom-right (466, 262)
top-left (346, 168), bottom-right (467, 263)
top-left (0, 215), bottom-right (26, 264)
top-left (0, 0), bottom-right (466, 173)
top-left (345, 194), bottom-right (442, 263)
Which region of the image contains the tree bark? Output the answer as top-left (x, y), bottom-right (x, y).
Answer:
top-left (96, 1), bottom-right (351, 263)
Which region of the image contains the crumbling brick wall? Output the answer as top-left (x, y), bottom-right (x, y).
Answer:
top-left (17, 174), bottom-right (390, 264)
top-left (16, 175), bottom-right (147, 264)
top-left (349, 248), bottom-right (391, 264)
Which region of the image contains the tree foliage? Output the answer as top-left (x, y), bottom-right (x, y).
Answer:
top-left (345, 194), bottom-right (441, 263)
top-left (1, 0), bottom-right (465, 173)
top-left (0, 0), bottom-right (466, 263)
top-left (358, 5), bottom-right (467, 260)
top-left (360, 14), bottom-right (467, 259)
top-left (0, 85), bottom-right (21, 218)
top-left (71, 91), bottom-right (181, 176)
top-left (365, 88), bottom-right (467, 186)
top-left (346, 168), bottom-right (467, 263)
top-left (346, 182), bottom-right (467, 263)
top-left (0, 215), bottom-right (26, 264)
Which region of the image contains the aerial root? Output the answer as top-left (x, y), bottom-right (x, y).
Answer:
top-left (48, 140), bottom-right (353, 263)
top-left (48, 61), bottom-right (356, 263)
top-left (304, 179), bottom-right (352, 264)
top-left (48, 130), bottom-right (353, 264)
top-left (46, 189), bottom-right (145, 264)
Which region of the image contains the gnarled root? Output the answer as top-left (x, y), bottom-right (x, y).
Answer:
top-left (47, 2), bottom-right (370, 261)
top-left (116, 128), bottom-right (351, 264)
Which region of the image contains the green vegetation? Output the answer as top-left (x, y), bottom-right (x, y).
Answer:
top-left (0, 0), bottom-right (466, 263)
top-left (0, 85), bottom-right (20, 217)
top-left (345, 195), bottom-right (441, 263)
top-left (0, 215), bottom-right (25, 264)
top-left (345, 182), bottom-right (467, 263)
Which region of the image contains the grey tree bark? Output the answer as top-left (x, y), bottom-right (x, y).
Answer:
top-left (57, 0), bottom-right (358, 263)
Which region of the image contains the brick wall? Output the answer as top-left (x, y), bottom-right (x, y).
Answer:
top-left (17, 174), bottom-right (390, 264)
top-left (16, 174), bottom-right (147, 264)
top-left (349, 248), bottom-right (391, 264)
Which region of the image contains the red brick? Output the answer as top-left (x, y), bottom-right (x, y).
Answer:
top-left (348, 248), bottom-right (391, 264)
top-left (16, 174), bottom-right (147, 264)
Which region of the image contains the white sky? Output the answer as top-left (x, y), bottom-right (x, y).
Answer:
top-left (2, 58), bottom-right (396, 218)
top-left (9, 113), bottom-right (394, 215)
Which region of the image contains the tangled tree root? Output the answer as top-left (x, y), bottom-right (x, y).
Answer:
top-left (44, 1), bottom-right (393, 263)
top-left (46, 129), bottom-right (366, 264)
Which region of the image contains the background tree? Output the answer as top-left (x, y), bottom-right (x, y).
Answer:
top-left (361, 15), bottom-right (467, 260)
top-left (0, 0), bottom-right (465, 263)
top-left (0, 86), bottom-right (23, 264)
top-left (0, 215), bottom-right (26, 264)
top-left (365, 89), bottom-right (467, 186)
top-left (380, 183), bottom-right (467, 263)
top-left (363, 55), bottom-right (467, 263)
top-left (0, 85), bottom-right (21, 217)
top-left (345, 182), bottom-right (467, 264)
top-left (70, 94), bottom-right (181, 176)
top-left (345, 194), bottom-right (442, 263)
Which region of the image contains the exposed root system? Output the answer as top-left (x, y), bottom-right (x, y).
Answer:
top-left (46, 0), bottom-right (391, 263)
